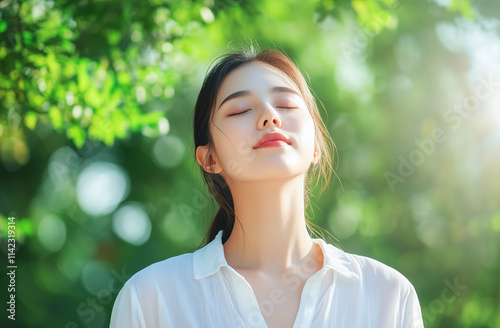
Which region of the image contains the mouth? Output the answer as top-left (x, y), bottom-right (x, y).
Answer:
top-left (254, 140), bottom-right (290, 149)
top-left (253, 132), bottom-right (291, 149)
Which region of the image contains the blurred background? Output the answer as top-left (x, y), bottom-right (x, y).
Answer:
top-left (1, 0), bottom-right (499, 327)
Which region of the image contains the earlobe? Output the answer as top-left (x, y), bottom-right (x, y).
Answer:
top-left (313, 152), bottom-right (320, 164)
top-left (312, 144), bottom-right (321, 164)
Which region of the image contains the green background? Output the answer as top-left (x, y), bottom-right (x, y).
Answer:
top-left (1, 0), bottom-right (499, 327)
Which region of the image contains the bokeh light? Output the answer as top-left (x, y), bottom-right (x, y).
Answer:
top-left (328, 191), bottom-right (362, 240)
top-left (152, 135), bottom-right (185, 168)
top-left (37, 214), bottom-right (67, 252)
top-left (112, 203), bottom-right (152, 246)
top-left (76, 162), bottom-right (130, 216)
top-left (160, 207), bottom-right (197, 245)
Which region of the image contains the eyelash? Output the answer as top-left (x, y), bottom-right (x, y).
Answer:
top-left (229, 107), bottom-right (297, 117)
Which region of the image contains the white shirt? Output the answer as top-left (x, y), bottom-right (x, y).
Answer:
top-left (110, 230), bottom-right (424, 328)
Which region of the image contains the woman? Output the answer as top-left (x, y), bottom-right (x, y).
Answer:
top-left (110, 48), bottom-right (424, 327)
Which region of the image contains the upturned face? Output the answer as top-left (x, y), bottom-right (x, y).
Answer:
top-left (198, 61), bottom-right (319, 184)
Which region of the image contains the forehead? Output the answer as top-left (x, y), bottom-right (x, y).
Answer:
top-left (216, 62), bottom-right (300, 105)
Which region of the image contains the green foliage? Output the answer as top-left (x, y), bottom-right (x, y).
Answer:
top-left (450, 0), bottom-right (474, 19)
top-left (351, 0), bottom-right (399, 33)
top-left (0, 0), bottom-right (210, 167)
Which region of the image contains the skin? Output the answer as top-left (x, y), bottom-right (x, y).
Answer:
top-left (196, 62), bottom-right (324, 327)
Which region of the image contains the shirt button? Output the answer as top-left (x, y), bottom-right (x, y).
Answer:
top-left (308, 290), bottom-right (317, 298)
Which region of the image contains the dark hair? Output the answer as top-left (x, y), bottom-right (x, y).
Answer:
top-left (193, 47), bottom-right (337, 246)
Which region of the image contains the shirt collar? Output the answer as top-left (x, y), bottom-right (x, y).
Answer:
top-left (311, 236), bottom-right (360, 280)
top-left (193, 230), bottom-right (359, 280)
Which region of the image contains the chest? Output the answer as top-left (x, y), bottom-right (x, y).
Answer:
top-left (237, 270), bottom-right (308, 328)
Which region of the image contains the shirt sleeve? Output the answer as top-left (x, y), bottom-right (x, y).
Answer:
top-left (402, 284), bottom-right (424, 328)
top-left (109, 280), bottom-right (148, 328)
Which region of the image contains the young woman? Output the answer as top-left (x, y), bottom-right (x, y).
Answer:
top-left (110, 48), bottom-right (424, 328)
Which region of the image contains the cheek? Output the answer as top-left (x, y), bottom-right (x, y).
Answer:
top-left (210, 125), bottom-right (255, 177)
top-left (210, 122), bottom-right (255, 162)
top-left (289, 110), bottom-right (315, 134)
top-left (294, 113), bottom-right (317, 152)
top-left (210, 125), bottom-right (231, 155)
top-left (218, 115), bottom-right (262, 146)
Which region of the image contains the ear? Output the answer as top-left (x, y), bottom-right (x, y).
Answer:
top-left (312, 143), bottom-right (321, 164)
top-left (196, 145), bottom-right (223, 174)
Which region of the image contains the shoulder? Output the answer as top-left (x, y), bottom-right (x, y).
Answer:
top-left (125, 252), bottom-right (194, 291)
top-left (343, 251), bottom-right (415, 296)
top-left (341, 251), bottom-right (424, 326)
top-left (329, 249), bottom-right (423, 326)
top-left (110, 252), bottom-right (198, 327)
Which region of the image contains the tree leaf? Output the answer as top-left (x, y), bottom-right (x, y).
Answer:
top-left (48, 106), bottom-right (63, 131)
top-left (66, 124), bottom-right (86, 148)
top-left (24, 111), bottom-right (38, 130)
top-left (0, 21), bottom-right (7, 34)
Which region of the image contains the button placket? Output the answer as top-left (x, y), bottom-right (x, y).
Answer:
top-left (224, 266), bottom-right (267, 328)
top-left (293, 269), bottom-right (325, 328)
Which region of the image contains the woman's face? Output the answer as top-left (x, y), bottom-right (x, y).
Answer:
top-left (197, 61), bottom-right (319, 184)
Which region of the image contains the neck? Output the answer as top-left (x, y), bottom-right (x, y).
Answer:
top-left (222, 174), bottom-right (319, 275)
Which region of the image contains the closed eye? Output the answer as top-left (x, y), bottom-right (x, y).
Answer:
top-left (228, 109), bottom-right (251, 117)
top-left (228, 106), bottom-right (297, 117)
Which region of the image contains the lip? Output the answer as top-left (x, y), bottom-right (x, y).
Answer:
top-left (253, 132), bottom-right (291, 149)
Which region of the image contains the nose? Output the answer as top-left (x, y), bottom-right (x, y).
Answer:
top-left (257, 103), bottom-right (282, 129)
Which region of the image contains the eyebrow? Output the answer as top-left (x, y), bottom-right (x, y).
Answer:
top-left (218, 86), bottom-right (301, 110)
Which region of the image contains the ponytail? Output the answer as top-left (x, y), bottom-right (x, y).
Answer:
top-left (203, 171), bottom-right (235, 245)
